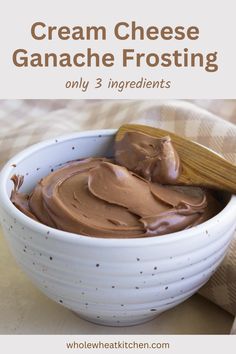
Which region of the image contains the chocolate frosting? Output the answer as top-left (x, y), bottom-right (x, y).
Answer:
top-left (11, 131), bottom-right (220, 238)
top-left (115, 131), bottom-right (182, 184)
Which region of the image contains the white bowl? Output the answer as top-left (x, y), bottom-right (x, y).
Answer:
top-left (0, 130), bottom-right (235, 327)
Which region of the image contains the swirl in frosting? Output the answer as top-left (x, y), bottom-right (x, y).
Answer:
top-left (10, 132), bottom-right (220, 238)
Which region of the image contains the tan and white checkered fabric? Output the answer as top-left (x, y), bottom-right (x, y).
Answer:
top-left (0, 99), bottom-right (236, 317)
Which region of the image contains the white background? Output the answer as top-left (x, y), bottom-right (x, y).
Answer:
top-left (0, 1), bottom-right (235, 96)
top-left (1, 335), bottom-right (236, 354)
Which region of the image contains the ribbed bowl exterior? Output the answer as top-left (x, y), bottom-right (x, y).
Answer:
top-left (0, 130), bottom-right (236, 326)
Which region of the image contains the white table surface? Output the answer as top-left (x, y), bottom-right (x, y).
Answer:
top-left (0, 228), bottom-right (233, 335)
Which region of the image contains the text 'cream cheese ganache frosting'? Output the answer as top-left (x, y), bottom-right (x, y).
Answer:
top-left (11, 131), bottom-right (221, 238)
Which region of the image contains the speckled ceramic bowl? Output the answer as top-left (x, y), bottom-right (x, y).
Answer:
top-left (0, 130), bottom-right (236, 327)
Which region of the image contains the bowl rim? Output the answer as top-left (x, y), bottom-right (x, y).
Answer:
top-left (0, 129), bottom-right (235, 247)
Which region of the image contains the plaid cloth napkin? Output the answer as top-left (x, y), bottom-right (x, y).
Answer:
top-left (0, 99), bottom-right (235, 319)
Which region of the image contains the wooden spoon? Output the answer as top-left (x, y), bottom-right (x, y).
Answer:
top-left (115, 124), bottom-right (236, 194)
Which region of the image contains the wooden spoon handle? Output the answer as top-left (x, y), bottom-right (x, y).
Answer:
top-left (116, 124), bottom-right (236, 194)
